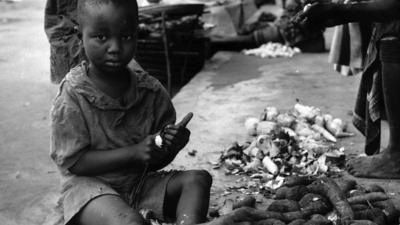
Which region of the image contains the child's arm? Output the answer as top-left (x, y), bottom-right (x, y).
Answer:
top-left (69, 135), bottom-right (158, 176)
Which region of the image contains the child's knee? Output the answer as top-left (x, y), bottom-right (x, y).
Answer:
top-left (182, 170), bottom-right (212, 189)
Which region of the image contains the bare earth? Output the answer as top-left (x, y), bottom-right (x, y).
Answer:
top-left (0, 1), bottom-right (399, 225)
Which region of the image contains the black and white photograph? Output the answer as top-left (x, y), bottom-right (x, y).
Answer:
top-left (1, 0), bottom-right (400, 224)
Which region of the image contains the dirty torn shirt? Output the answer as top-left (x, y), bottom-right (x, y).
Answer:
top-left (50, 62), bottom-right (176, 219)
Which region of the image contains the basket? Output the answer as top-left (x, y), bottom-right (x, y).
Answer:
top-left (137, 4), bottom-right (208, 91)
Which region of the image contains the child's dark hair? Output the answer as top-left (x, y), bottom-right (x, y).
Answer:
top-left (77, 0), bottom-right (138, 27)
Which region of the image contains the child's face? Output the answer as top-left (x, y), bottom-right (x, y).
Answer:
top-left (81, 3), bottom-right (137, 74)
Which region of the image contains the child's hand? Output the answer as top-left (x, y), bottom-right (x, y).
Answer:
top-left (134, 135), bottom-right (161, 164)
top-left (162, 112), bottom-right (193, 153)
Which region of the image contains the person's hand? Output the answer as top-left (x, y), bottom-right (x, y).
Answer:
top-left (302, 0), bottom-right (331, 5)
top-left (133, 135), bottom-right (163, 164)
top-left (162, 112), bottom-right (193, 154)
top-left (293, 2), bottom-right (340, 29)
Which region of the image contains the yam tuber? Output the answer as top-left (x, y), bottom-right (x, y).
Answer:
top-left (299, 193), bottom-right (331, 210)
top-left (354, 208), bottom-right (386, 225)
top-left (364, 184), bottom-right (385, 193)
top-left (301, 197), bottom-right (332, 216)
top-left (268, 199), bottom-right (300, 212)
top-left (287, 219), bottom-right (306, 225)
top-left (256, 218), bottom-right (286, 225)
top-left (219, 199), bottom-right (234, 215)
top-left (349, 220), bottom-right (378, 225)
top-left (350, 204), bottom-right (369, 211)
top-left (275, 185), bottom-right (309, 201)
top-left (303, 214), bottom-right (331, 225)
top-left (335, 179), bottom-right (357, 194)
top-left (283, 175), bottom-right (316, 187)
top-left (372, 200), bottom-right (400, 223)
top-left (233, 196), bottom-right (256, 209)
top-left (281, 211), bottom-right (308, 222)
top-left (208, 208), bottom-right (219, 218)
top-left (347, 192), bottom-right (389, 205)
top-left (207, 207), bottom-right (282, 225)
top-left (307, 177), bottom-right (354, 224)
top-left (348, 189), bottom-right (365, 198)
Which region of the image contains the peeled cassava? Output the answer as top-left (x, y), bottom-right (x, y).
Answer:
top-left (245, 117), bottom-right (260, 136)
top-left (294, 103), bottom-right (321, 121)
top-left (261, 107), bottom-right (279, 121)
top-left (262, 156), bottom-right (278, 175)
top-left (257, 121), bottom-right (279, 135)
top-left (326, 117), bottom-right (354, 137)
top-left (295, 122), bottom-right (315, 137)
top-left (276, 113), bottom-right (296, 128)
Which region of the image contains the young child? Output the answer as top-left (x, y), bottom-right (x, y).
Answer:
top-left (50, 1), bottom-right (212, 225)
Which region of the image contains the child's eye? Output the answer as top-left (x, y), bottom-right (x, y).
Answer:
top-left (122, 34), bottom-right (134, 41)
top-left (95, 35), bottom-right (107, 41)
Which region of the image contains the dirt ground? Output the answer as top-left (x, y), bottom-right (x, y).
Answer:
top-left (1, 1), bottom-right (399, 225)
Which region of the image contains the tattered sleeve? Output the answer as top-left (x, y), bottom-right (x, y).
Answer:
top-left (50, 82), bottom-right (90, 173)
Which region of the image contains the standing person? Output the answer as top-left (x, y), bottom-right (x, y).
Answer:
top-left (210, 0), bottom-right (326, 53)
top-left (44, 0), bottom-right (84, 84)
top-left (50, 0), bottom-right (212, 225)
top-left (297, 0), bottom-right (400, 178)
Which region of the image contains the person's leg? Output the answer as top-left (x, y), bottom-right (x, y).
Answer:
top-left (347, 38), bottom-right (400, 178)
top-left (74, 194), bottom-right (147, 225)
top-left (164, 170), bottom-right (212, 225)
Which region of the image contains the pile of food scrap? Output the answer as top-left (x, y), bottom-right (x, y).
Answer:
top-left (216, 103), bottom-right (354, 191)
top-left (209, 176), bottom-right (399, 225)
top-left (243, 42), bottom-right (301, 58)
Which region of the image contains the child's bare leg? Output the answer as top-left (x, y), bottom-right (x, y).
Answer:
top-left (74, 194), bottom-right (146, 225)
top-left (347, 38), bottom-right (400, 178)
top-left (164, 170), bottom-right (212, 225)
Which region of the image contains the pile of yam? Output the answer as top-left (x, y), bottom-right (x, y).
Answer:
top-left (210, 176), bottom-right (399, 225)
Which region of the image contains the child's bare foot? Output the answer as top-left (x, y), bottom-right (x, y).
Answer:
top-left (346, 148), bottom-right (400, 179)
